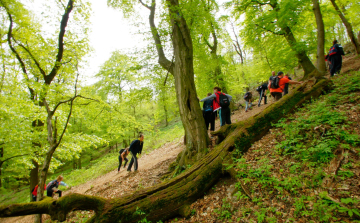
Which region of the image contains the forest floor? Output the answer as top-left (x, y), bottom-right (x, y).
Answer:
top-left (2, 55), bottom-right (360, 223)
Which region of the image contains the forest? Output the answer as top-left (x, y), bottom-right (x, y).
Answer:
top-left (0, 0), bottom-right (360, 222)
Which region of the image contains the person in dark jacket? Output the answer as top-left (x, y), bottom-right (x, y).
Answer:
top-left (256, 83), bottom-right (268, 106)
top-left (202, 93), bottom-right (216, 132)
top-left (46, 175), bottom-right (68, 198)
top-left (244, 91), bottom-right (253, 112)
top-left (283, 74), bottom-right (292, 95)
top-left (118, 147), bottom-right (129, 172)
top-left (328, 40), bottom-right (345, 77)
top-left (127, 134), bottom-right (144, 172)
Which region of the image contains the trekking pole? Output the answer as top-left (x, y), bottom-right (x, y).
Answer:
top-left (258, 91), bottom-right (263, 107)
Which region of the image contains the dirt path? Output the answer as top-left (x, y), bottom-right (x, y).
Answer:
top-left (0, 96), bottom-right (273, 223)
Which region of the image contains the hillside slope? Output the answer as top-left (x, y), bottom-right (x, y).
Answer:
top-left (170, 69), bottom-right (360, 222)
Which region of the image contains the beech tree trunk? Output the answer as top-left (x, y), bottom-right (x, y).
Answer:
top-left (312, 0), bottom-right (326, 74)
top-left (144, 0), bottom-right (209, 167)
top-left (0, 79), bottom-right (333, 223)
top-left (169, 0), bottom-right (209, 166)
top-left (330, 0), bottom-right (360, 55)
top-left (283, 26), bottom-right (317, 78)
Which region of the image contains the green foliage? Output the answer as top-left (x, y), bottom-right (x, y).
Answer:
top-left (214, 198), bottom-right (234, 221)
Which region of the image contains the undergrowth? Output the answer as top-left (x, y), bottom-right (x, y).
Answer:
top-left (231, 72), bottom-right (360, 222)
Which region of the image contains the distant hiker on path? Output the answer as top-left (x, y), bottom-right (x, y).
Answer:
top-left (244, 91), bottom-right (253, 112)
top-left (283, 74), bottom-right (292, 95)
top-left (31, 184), bottom-right (46, 201)
top-left (118, 147), bottom-right (129, 172)
top-left (269, 71), bottom-right (303, 101)
top-left (200, 87), bottom-right (233, 127)
top-left (327, 40), bottom-right (345, 77)
top-left (202, 93), bottom-right (216, 132)
top-left (256, 83), bottom-right (268, 107)
top-left (127, 134), bottom-right (144, 172)
top-left (269, 71), bottom-right (276, 100)
top-left (46, 175), bottom-right (68, 198)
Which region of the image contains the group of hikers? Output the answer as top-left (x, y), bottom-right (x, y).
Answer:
top-left (243, 39), bottom-right (344, 112)
top-left (30, 40), bottom-right (345, 202)
top-left (243, 71), bottom-right (303, 112)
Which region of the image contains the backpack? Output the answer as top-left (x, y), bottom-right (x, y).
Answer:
top-left (270, 77), bottom-right (282, 89)
top-left (217, 93), bottom-right (230, 108)
top-left (329, 44), bottom-right (345, 56)
top-left (244, 92), bottom-right (252, 101)
top-left (203, 100), bottom-right (213, 112)
top-left (256, 86), bottom-right (261, 92)
top-left (46, 180), bottom-right (56, 190)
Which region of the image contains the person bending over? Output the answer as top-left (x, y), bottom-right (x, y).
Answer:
top-left (46, 175), bottom-right (68, 198)
top-left (118, 147), bottom-right (129, 172)
top-left (127, 134), bottom-right (144, 172)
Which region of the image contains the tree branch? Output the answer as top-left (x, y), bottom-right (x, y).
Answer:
top-left (0, 154), bottom-right (29, 166)
top-left (139, 0), bottom-right (151, 9)
top-left (16, 41), bottom-right (46, 79)
top-left (45, 0), bottom-right (74, 85)
top-left (255, 24), bottom-right (284, 35)
top-left (144, 0), bottom-right (174, 74)
top-left (2, 5), bottom-right (36, 99)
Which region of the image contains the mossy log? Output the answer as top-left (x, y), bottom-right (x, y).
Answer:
top-left (0, 79), bottom-right (333, 223)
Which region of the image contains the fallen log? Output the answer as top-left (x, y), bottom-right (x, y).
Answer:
top-left (0, 79), bottom-right (333, 222)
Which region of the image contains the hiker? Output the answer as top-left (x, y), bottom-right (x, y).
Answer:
top-left (244, 91), bottom-right (253, 112)
top-left (202, 93), bottom-right (216, 132)
top-left (127, 134), bottom-right (144, 172)
top-left (327, 40), bottom-right (345, 77)
top-left (283, 74), bottom-right (292, 95)
top-left (256, 83), bottom-right (268, 106)
top-left (31, 184), bottom-right (46, 201)
top-left (200, 87), bottom-right (232, 127)
top-left (268, 71), bottom-right (276, 100)
top-left (269, 71), bottom-right (303, 101)
top-left (118, 147), bottom-right (129, 172)
top-left (46, 175), bottom-right (68, 198)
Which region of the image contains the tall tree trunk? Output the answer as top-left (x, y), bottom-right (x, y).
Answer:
top-left (0, 80), bottom-right (334, 223)
top-left (29, 160), bottom-right (39, 201)
top-left (330, 0), bottom-right (360, 55)
top-left (312, 0), bottom-right (326, 74)
top-left (143, 0), bottom-right (209, 166)
top-left (168, 0), bottom-right (209, 166)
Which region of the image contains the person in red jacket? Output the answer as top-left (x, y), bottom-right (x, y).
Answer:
top-left (31, 184), bottom-right (46, 201)
top-left (200, 87), bottom-right (233, 126)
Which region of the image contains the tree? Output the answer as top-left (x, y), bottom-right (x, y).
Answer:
top-left (109, 0), bottom-right (210, 167)
top-left (329, 0), bottom-right (360, 55)
top-left (234, 0), bottom-right (319, 79)
top-left (312, 0), bottom-right (326, 74)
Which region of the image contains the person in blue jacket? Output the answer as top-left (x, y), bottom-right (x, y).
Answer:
top-left (46, 175), bottom-right (68, 198)
top-left (127, 134), bottom-right (144, 172)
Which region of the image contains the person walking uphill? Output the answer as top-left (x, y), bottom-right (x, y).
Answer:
top-left (127, 134), bottom-right (144, 172)
top-left (202, 93), bottom-right (216, 132)
top-left (46, 175), bottom-right (68, 198)
top-left (327, 40), bottom-right (345, 77)
top-left (200, 87), bottom-right (232, 127)
top-left (269, 71), bottom-right (303, 101)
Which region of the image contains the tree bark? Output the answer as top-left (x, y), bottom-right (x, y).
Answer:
top-left (30, 160), bottom-right (39, 202)
top-left (312, 0), bottom-right (326, 74)
top-left (330, 0), bottom-right (360, 55)
top-left (168, 0), bottom-right (210, 166)
top-left (283, 26), bottom-right (317, 79)
top-left (143, 0), bottom-right (209, 166)
top-left (0, 79), bottom-right (333, 223)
